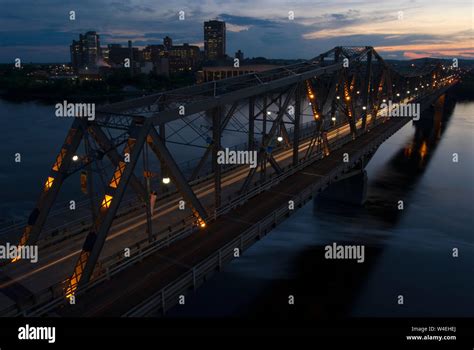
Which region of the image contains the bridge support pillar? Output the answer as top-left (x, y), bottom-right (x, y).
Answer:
top-left (316, 170), bottom-right (368, 206)
top-left (212, 107), bottom-right (222, 209)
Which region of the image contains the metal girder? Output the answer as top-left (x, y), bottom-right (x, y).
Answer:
top-left (361, 49), bottom-right (373, 131)
top-left (90, 49), bottom-right (381, 132)
top-left (212, 107), bottom-right (222, 209)
top-left (370, 70), bottom-right (387, 125)
top-left (262, 88), bottom-right (296, 149)
top-left (304, 128), bottom-right (320, 160)
top-left (292, 82), bottom-right (302, 166)
top-left (88, 123), bottom-right (147, 202)
top-left (147, 127), bottom-right (208, 222)
top-left (248, 97), bottom-right (255, 150)
top-left (268, 154), bottom-right (283, 174)
top-left (342, 72), bottom-right (358, 137)
top-left (240, 85), bottom-right (296, 193)
top-left (13, 119), bottom-right (84, 252)
top-left (91, 47), bottom-right (377, 129)
top-left (83, 134), bottom-right (98, 221)
top-left (148, 63), bottom-right (344, 126)
top-left (280, 120), bottom-right (292, 148)
top-left (322, 70), bottom-right (343, 117)
top-left (189, 101), bottom-right (239, 181)
top-left (66, 120), bottom-right (151, 296)
top-left (260, 94), bottom-right (268, 183)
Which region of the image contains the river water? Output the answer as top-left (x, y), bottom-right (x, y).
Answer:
top-left (0, 94), bottom-right (473, 319)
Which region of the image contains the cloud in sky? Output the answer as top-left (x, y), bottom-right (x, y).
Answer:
top-left (0, 0), bottom-right (472, 62)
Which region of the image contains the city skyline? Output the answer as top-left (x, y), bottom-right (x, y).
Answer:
top-left (0, 0), bottom-right (472, 63)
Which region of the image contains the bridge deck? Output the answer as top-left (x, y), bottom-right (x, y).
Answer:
top-left (57, 117), bottom-right (409, 316)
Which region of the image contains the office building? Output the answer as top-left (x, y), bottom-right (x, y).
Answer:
top-left (204, 20), bottom-right (226, 60)
top-left (70, 31), bottom-right (101, 72)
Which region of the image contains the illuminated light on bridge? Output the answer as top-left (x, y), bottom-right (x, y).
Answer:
top-left (72, 155), bottom-right (79, 162)
top-left (52, 149), bottom-right (67, 172)
top-left (305, 80), bottom-right (321, 121)
top-left (162, 177), bottom-right (171, 184)
top-left (101, 194), bottom-right (113, 210)
top-left (11, 228), bottom-right (30, 263)
top-left (277, 136), bottom-right (284, 142)
top-left (109, 162), bottom-right (126, 188)
top-left (420, 141), bottom-right (428, 160)
top-left (44, 176), bottom-right (55, 190)
top-left (65, 250), bottom-right (90, 300)
top-left (198, 217), bottom-right (206, 228)
top-left (362, 106), bottom-right (367, 110)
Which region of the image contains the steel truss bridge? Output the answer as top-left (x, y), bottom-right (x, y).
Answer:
top-left (0, 46), bottom-right (460, 316)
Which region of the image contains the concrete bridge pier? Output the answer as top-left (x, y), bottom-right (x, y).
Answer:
top-left (316, 169), bottom-right (368, 206)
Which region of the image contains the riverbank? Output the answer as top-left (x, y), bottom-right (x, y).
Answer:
top-left (0, 67), bottom-right (196, 104)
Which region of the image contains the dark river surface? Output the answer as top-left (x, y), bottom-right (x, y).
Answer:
top-left (0, 94), bottom-right (473, 319)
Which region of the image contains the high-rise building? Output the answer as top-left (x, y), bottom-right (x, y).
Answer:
top-left (204, 20), bottom-right (226, 60)
top-left (70, 40), bottom-right (82, 72)
top-left (70, 31), bottom-right (100, 72)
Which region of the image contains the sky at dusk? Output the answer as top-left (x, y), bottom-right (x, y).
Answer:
top-left (0, 0), bottom-right (472, 63)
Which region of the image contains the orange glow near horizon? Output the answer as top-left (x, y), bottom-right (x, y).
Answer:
top-left (376, 41), bottom-right (474, 59)
top-left (299, 2), bottom-right (473, 60)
